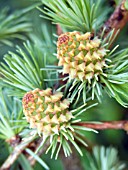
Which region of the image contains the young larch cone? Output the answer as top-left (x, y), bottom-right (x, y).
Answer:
top-left (22, 88), bottom-right (73, 138)
top-left (57, 31), bottom-right (107, 83)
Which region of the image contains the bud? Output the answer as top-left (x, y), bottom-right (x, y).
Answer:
top-left (57, 31), bottom-right (107, 83)
top-left (22, 88), bottom-right (72, 138)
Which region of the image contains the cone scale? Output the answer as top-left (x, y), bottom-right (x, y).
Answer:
top-left (22, 88), bottom-right (73, 138)
top-left (57, 32), bottom-right (107, 83)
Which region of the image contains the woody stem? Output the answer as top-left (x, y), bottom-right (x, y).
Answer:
top-left (76, 120), bottom-right (128, 131)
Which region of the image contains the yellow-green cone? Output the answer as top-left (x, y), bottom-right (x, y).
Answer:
top-left (57, 32), bottom-right (107, 83)
top-left (22, 88), bottom-right (73, 138)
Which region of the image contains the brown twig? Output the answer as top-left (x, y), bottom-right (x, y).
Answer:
top-left (77, 120), bottom-right (128, 131)
top-left (28, 138), bottom-right (49, 166)
top-left (0, 135), bottom-right (36, 170)
top-left (100, 0), bottom-right (128, 37)
top-left (57, 24), bottom-right (63, 36)
top-left (0, 141), bottom-right (30, 170)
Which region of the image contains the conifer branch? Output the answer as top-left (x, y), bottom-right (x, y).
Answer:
top-left (56, 0), bottom-right (128, 41)
top-left (0, 0), bottom-right (128, 170)
top-left (77, 120), bottom-right (128, 131)
top-left (0, 135), bottom-right (36, 170)
top-left (27, 137), bottom-right (48, 166)
top-left (0, 140), bottom-right (30, 170)
top-left (100, 0), bottom-right (128, 37)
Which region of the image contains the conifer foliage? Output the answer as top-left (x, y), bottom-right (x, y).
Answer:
top-left (0, 0), bottom-right (128, 170)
